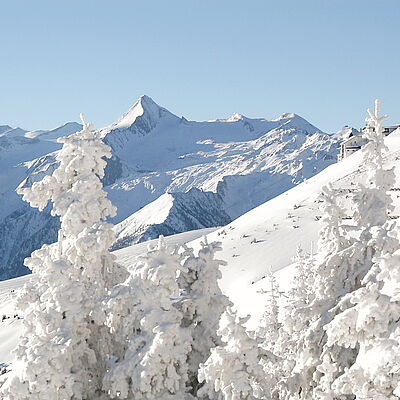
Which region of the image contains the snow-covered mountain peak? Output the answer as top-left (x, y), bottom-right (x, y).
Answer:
top-left (97, 95), bottom-right (180, 149)
top-left (332, 125), bottom-right (360, 140)
top-left (43, 122), bottom-right (82, 139)
top-left (0, 126), bottom-right (28, 137)
top-left (267, 112), bottom-right (324, 135)
top-left (25, 122), bottom-right (82, 140)
top-left (0, 125), bottom-right (14, 135)
top-left (0, 122), bottom-right (82, 141)
top-left (274, 112), bottom-right (296, 120)
top-left (227, 113), bottom-right (246, 122)
top-left (270, 112), bottom-right (309, 125)
top-left (111, 95), bottom-right (178, 131)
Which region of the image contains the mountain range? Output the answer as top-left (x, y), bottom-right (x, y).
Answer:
top-left (0, 95), bottom-right (339, 280)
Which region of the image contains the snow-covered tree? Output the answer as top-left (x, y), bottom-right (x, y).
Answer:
top-left (271, 246), bottom-right (316, 400)
top-left (177, 238), bottom-right (232, 395)
top-left (355, 99), bottom-right (393, 226)
top-left (291, 100), bottom-right (397, 400)
top-left (325, 244), bottom-right (400, 399)
top-left (257, 268), bottom-right (281, 353)
top-left (282, 246), bottom-right (315, 345)
top-left (311, 184), bottom-right (357, 306)
top-left (198, 307), bottom-right (271, 400)
top-left (290, 245), bottom-right (314, 308)
top-left (324, 100), bottom-right (400, 399)
top-left (275, 245), bottom-right (315, 369)
top-left (349, 99), bottom-right (395, 265)
top-left (0, 115), bottom-right (125, 400)
top-left (103, 236), bottom-right (192, 400)
top-left (284, 183), bottom-right (363, 400)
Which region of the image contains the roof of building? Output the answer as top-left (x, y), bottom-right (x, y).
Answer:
top-left (341, 136), bottom-right (367, 146)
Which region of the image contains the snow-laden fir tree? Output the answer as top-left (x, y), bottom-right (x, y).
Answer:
top-left (285, 183), bottom-right (364, 400)
top-left (293, 100), bottom-right (397, 400)
top-left (289, 245), bottom-right (314, 311)
top-left (198, 307), bottom-right (271, 400)
top-left (346, 99), bottom-right (396, 270)
top-left (103, 236), bottom-right (192, 400)
top-left (256, 268), bottom-right (281, 354)
top-left (271, 246), bottom-right (315, 400)
top-left (255, 268), bottom-right (293, 400)
top-left (353, 99), bottom-right (394, 235)
top-left (323, 231), bottom-right (400, 399)
top-left (177, 238), bottom-right (232, 396)
top-left (279, 245), bottom-right (315, 355)
top-left (0, 116), bottom-right (125, 400)
top-left (324, 99), bottom-right (400, 399)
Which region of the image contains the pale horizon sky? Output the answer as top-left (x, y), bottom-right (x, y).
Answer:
top-left (1, 0), bottom-right (399, 133)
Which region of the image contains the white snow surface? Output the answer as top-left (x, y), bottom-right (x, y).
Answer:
top-left (1, 128), bottom-right (399, 366)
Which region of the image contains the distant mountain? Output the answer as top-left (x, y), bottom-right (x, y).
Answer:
top-left (26, 122), bottom-right (82, 140)
top-left (99, 95), bottom-right (337, 221)
top-left (0, 125), bottom-right (16, 135)
top-left (112, 188), bottom-right (231, 250)
top-left (0, 126), bottom-right (27, 138)
top-left (0, 95), bottom-right (339, 280)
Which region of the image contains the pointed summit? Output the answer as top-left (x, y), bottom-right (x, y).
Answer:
top-left (227, 113), bottom-right (246, 122)
top-left (271, 113), bottom-right (297, 121)
top-left (0, 125), bottom-right (13, 135)
top-left (332, 125), bottom-right (360, 140)
top-left (113, 95), bottom-right (178, 130)
top-left (270, 112), bottom-right (324, 134)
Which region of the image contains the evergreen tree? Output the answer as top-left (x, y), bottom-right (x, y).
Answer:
top-left (103, 236), bottom-right (192, 400)
top-left (325, 243), bottom-right (400, 399)
top-left (270, 246), bottom-right (316, 400)
top-left (0, 115), bottom-right (125, 400)
top-left (257, 268), bottom-right (281, 353)
top-left (295, 100), bottom-right (396, 399)
top-left (324, 100), bottom-right (399, 399)
top-left (198, 307), bottom-right (271, 400)
top-left (280, 245), bottom-right (315, 354)
top-left (273, 246), bottom-right (315, 399)
top-left (353, 99), bottom-right (394, 233)
top-left (177, 238), bottom-right (232, 396)
top-left (285, 183), bottom-right (362, 400)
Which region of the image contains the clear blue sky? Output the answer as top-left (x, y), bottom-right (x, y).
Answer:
top-left (1, 0), bottom-right (399, 132)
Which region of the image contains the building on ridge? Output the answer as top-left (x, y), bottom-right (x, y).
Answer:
top-left (338, 124), bottom-right (400, 161)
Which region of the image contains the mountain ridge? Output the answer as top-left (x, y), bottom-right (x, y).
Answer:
top-left (0, 95), bottom-right (339, 280)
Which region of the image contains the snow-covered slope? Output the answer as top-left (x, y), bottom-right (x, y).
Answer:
top-left (0, 95), bottom-right (338, 280)
top-left (194, 129), bottom-right (400, 325)
top-left (1, 130), bottom-right (399, 366)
